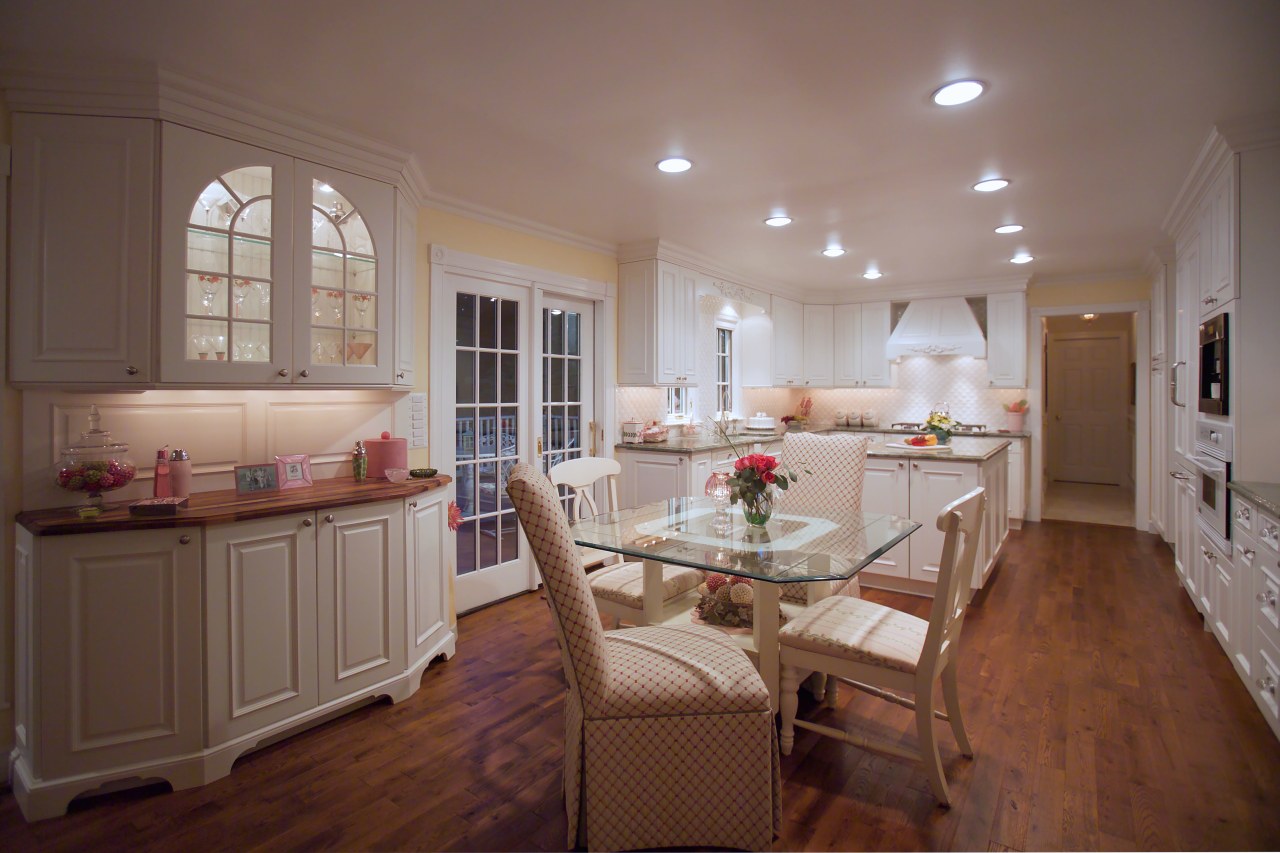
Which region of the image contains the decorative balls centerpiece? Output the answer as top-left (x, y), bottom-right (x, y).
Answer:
top-left (694, 573), bottom-right (785, 629)
top-left (55, 405), bottom-right (136, 517)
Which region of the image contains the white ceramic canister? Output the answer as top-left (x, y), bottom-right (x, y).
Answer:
top-left (621, 420), bottom-right (644, 444)
top-left (833, 410), bottom-right (847, 427)
top-left (861, 411), bottom-right (878, 428)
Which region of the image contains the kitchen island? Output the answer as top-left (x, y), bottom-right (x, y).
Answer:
top-left (615, 432), bottom-right (1010, 597)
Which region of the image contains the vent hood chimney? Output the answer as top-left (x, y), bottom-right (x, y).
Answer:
top-left (884, 297), bottom-right (987, 359)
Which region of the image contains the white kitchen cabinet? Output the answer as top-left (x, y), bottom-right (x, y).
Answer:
top-left (985, 291), bottom-right (1027, 388)
top-left (9, 114), bottom-right (411, 389)
top-left (1151, 262), bottom-right (1167, 365)
top-left (617, 450), bottom-right (687, 507)
top-left (13, 525), bottom-right (204, 816)
top-left (859, 456), bottom-right (910, 578)
top-left (1172, 241), bottom-right (1198, 462)
top-left (160, 124), bottom-right (397, 386)
top-left (1198, 160), bottom-right (1238, 317)
top-left (9, 114), bottom-right (156, 385)
top-left (616, 259), bottom-right (698, 386)
top-left (1172, 469), bottom-right (1197, 599)
top-left (770, 295), bottom-right (804, 387)
top-left (1201, 529), bottom-right (1237, 661)
top-left (394, 189), bottom-right (418, 386)
top-left (13, 485), bottom-right (453, 821)
top-left (908, 459), bottom-right (979, 582)
top-left (1232, 523), bottom-right (1259, 682)
top-left (833, 302), bottom-right (894, 388)
top-left (205, 512), bottom-right (319, 743)
top-left (1007, 437), bottom-right (1027, 527)
top-left (801, 304), bottom-right (833, 387)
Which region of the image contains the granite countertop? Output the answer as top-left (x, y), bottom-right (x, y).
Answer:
top-left (1229, 481), bottom-right (1280, 518)
top-left (825, 424), bottom-right (1033, 439)
top-left (616, 431), bottom-right (1010, 462)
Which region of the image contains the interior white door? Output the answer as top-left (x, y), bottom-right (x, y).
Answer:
top-left (540, 294), bottom-right (596, 516)
top-left (449, 274), bottom-right (536, 613)
top-left (1048, 333), bottom-right (1127, 485)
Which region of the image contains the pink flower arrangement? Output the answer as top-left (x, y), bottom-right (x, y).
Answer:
top-left (447, 500), bottom-right (463, 532)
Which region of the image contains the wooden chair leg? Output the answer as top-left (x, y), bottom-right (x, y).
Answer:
top-left (916, 685), bottom-right (951, 806)
top-left (823, 674), bottom-right (839, 708)
top-left (941, 659), bottom-right (972, 757)
top-left (780, 665), bottom-right (802, 756)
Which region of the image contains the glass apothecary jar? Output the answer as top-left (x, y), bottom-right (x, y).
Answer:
top-left (55, 405), bottom-right (136, 517)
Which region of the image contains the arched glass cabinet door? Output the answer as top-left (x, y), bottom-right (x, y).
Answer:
top-left (160, 124), bottom-right (294, 384)
top-left (292, 164), bottom-right (394, 385)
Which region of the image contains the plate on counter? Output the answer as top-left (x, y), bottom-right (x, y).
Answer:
top-left (884, 442), bottom-right (954, 451)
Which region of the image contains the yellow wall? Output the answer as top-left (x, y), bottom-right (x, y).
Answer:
top-left (1026, 277), bottom-right (1148, 308)
top-left (420, 208), bottom-right (617, 284)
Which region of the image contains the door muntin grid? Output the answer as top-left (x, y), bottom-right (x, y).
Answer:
top-left (455, 293), bottom-right (520, 576)
top-left (309, 180), bottom-right (378, 368)
top-left (184, 167), bottom-right (274, 363)
top-left (542, 307), bottom-right (585, 515)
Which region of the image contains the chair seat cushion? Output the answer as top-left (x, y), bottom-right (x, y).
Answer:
top-left (778, 594), bottom-right (927, 674)
top-left (588, 561), bottom-right (703, 608)
top-left (600, 624), bottom-right (771, 717)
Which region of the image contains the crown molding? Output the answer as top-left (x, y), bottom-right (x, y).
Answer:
top-left (1030, 268), bottom-right (1144, 287)
top-left (428, 244), bottom-right (608, 297)
top-left (616, 238), bottom-right (805, 298)
top-left (1161, 128), bottom-right (1233, 242)
top-left (1, 59), bottom-right (424, 195)
top-left (803, 273), bottom-right (1029, 305)
top-left (1217, 111), bottom-right (1280, 153)
top-left (424, 191), bottom-right (614, 256)
top-left (1142, 245), bottom-right (1174, 277)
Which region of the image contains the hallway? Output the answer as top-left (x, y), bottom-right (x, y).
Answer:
top-left (1043, 481), bottom-right (1136, 527)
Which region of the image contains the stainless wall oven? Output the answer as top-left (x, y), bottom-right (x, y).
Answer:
top-left (1191, 420), bottom-right (1233, 545)
top-left (1199, 312), bottom-right (1229, 415)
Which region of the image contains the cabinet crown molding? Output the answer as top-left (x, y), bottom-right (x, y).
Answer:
top-left (1, 59), bottom-right (427, 203)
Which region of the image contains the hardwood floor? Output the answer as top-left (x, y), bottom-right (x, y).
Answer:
top-left (3, 520), bottom-right (1279, 851)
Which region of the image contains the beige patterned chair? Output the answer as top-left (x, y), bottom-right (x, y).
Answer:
top-left (506, 463), bottom-right (780, 851)
top-left (776, 431), bottom-right (872, 605)
top-left (548, 456), bottom-right (703, 626)
top-left (777, 487), bottom-right (986, 806)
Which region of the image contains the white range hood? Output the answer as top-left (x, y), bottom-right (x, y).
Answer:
top-left (884, 297), bottom-right (987, 359)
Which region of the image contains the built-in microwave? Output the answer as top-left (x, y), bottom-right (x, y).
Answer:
top-left (1199, 313), bottom-right (1228, 415)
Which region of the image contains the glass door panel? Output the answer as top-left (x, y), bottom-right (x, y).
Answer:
top-left (541, 296), bottom-right (595, 517)
top-left (307, 180), bottom-right (378, 367)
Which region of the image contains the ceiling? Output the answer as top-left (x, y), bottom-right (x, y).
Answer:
top-left (3, 0), bottom-right (1279, 295)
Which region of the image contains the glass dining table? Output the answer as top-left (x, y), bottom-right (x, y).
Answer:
top-left (570, 496), bottom-right (921, 709)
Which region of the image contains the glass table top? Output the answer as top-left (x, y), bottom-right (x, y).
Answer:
top-left (570, 497), bottom-right (920, 584)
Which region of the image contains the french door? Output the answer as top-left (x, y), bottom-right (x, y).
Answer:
top-left (450, 274), bottom-right (533, 613)
top-left (540, 294), bottom-right (596, 515)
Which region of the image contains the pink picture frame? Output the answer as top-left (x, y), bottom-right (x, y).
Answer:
top-left (275, 454), bottom-right (313, 490)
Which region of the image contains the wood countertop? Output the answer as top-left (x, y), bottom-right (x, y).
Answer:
top-left (17, 475), bottom-right (452, 537)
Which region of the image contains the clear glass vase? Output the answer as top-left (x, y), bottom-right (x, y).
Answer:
top-left (740, 488), bottom-right (774, 527)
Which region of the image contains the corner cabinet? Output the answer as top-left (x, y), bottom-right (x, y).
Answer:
top-left (617, 259), bottom-right (698, 386)
top-left (11, 481), bottom-right (455, 821)
top-left (8, 113), bottom-right (414, 388)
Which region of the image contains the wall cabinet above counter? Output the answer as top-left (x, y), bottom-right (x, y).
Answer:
top-left (9, 112), bottom-right (417, 389)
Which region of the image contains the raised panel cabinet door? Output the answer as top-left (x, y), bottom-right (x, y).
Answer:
top-left (394, 189), bottom-right (417, 386)
top-left (630, 453), bottom-right (686, 507)
top-left (1151, 263), bottom-right (1167, 363)
top-left (292, 160), bottom-right (396, 386)
top-left (615, 261), bottom-right (657, 385)
top-left (859, 457), bottom-right (910, 578)
top-left (655, 262), bottom-right (685, 384)
top-left (908, 460), bottom-right (978, 582)
top-left (159, 122), bottom-right (295, 385)
top-left (1232, 530), bottom-right (1259, 680)
top-left (317, 500), bottom-right (406, 703)
top-left (1171, 238), bottom-right (1197, 460)
top-left (858, 302), bottom-right (894, 387)
top-left (678, 268), bottom-right (700, 382)
top-left (986, 291), bottom-right (1027, 387)
top-left (801, 304), bottom-right (834, 387)
top-left (35, 527), bottom-right (202, 779)
top-left (1007, 439), bottom-right (1026, 521)
top-left (10, 113), bottom-right (155, 384)
top-left (1210, 159), bottom-right (1238, 305)
top-left (771, 295), bottom-right (803, 386)
top-left (832, 304), bottom-right (863, 387)
top-left (406, 493), bottom-right (451, 663)
top-left (205, 513), bottom-right (318, 745)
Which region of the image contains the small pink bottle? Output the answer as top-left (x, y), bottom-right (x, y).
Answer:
top-left (153, 447), bottom-right (171, 497)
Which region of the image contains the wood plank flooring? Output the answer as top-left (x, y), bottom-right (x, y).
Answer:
top-left (2, 519), bottom-right (1279, 851)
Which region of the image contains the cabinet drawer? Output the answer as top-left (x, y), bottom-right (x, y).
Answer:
top-left (1257, 561), bottom-right (1280, 653)
top-left (1233, 498), bottom-right (1257, 537)
top-left (1259, 515), bottom-right (1280, 556)
top-left (1255, 630), bottom-right (1280, 730)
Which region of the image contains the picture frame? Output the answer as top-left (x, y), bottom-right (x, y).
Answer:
top-left (275, 454), bottom-right (313, 490)
top-left (234, 463), bottom-right (279, 495)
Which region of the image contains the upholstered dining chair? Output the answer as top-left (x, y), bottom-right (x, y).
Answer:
top-left (548, 456), bottom-right (703, 627)
top-left (776, 432), bottom-right (872, 605)
top-left (777, 486), bottom-right (986, 807)
top-left (506, 464), bottom-right (781, 851)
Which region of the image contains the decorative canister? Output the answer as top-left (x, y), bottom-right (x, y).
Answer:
top-left (861, 411), bottom-right (879, 428)
top-left (365, 431), bottom-right (408, 479)
top-left (55, 405), bottom-right (136, 517)
top-left (621, 420), bottom-right (644, 444)
top-left (833, 410), bottom-right (847, 427)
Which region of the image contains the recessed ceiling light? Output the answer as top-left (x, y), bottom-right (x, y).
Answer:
top-left (656, 157), bottom-right (692, 173)
top-left (994, 224), bottom-right (1023, 234)
top-left (1010, 253), bottom-right (1034, 264)
top-left (863, 270), bottom-right (883, 280)
top-left (973, 178), bottom-right (1010, 192)
top-left (822, 246), bottom-right (846, 258)
top-left (932, 79), bottom-right (985, 106)
top-left (764, 215), bottom-right (792, 227)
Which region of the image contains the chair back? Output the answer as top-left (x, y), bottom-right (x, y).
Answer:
top-left (778, 432), bottom-right (872, 515)
top-left (506, 463), bottom-right (611, 712)
top-left (923, 487), bottom-right (986, 671)
top-left (547, 456), bottom-right (621, 520)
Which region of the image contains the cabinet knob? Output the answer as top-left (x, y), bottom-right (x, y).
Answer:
top-left (1259, 675), bottom-right (1277, 695)
top-left (300, 369), bottom-right (310, 378)
top-left (408, 501), bottom-right (417, 509)
top-left (1259, 590), bottom-right (1278, 606)
top-left (912, 462), bottom-right (919, 469)
top-left (397, 371), bottom-right (406, 380)
top-left (325, 514), bottom-right (334, 523)
top-left (126, 365), bottom-right (139, 376)
top-left (302, 518), bottom-right (313, 527)
top-left (179, 535), bottom-right (190, 545)
top-left (898, 461), bottom-right (904, 468)
top-left (278, 368), bottom-right (290, 377)
top-left (1238, 546), bottom-right (1255, 560)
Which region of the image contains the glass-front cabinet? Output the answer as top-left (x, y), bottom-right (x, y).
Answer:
top-left (160, 124), bottom-right (394, 385)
